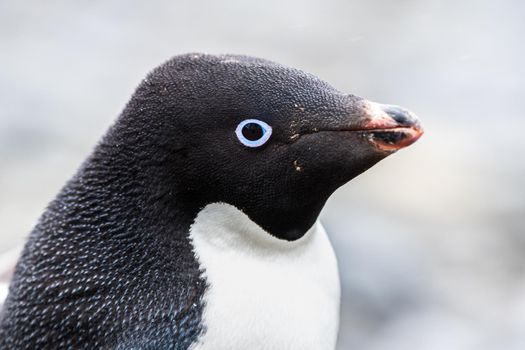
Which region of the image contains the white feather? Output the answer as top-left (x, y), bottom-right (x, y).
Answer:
top-left (189, 203), bottom-right (340, 350)
top-left (0, 283), bottom-right (7, 308)
top-left (0, 247), bottom-right (20, 309)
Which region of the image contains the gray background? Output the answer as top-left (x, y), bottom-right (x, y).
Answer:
top-left (1, 0), bottom-right (524, 349)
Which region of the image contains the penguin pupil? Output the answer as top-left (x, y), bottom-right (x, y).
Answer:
top-left (242, 123), bottom-right (264, 141)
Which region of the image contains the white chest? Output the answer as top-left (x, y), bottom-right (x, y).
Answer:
top-left (189, 203), bottom-right (340, 350)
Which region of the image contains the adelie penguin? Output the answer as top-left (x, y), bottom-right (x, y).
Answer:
top-left (0, 53), bottom-right (423, 349)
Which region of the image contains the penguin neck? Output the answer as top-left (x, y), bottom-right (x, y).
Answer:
top-left (190, 202), bottom-right (319, 252)
top-left (80, 133), bottom-right (333, 243)
top-left (66, 144), bottom-right (202, 241)
top-left (188, 202), bottom-right (341, 349)
top-left (241, 195), bottom-right (330, 241)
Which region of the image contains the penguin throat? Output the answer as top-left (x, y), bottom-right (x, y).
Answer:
top-left (189, 202), bottom-right (319, 247)
top-left (187, 202), bottom-right (340, 349)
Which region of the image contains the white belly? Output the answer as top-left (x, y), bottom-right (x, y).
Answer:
top-left (189, 203), bottom-right (340, 350)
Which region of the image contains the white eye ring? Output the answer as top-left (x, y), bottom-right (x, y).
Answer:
top-left (235, 119), bottom-right (273, 148)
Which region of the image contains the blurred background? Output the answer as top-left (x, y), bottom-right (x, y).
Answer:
top-left (0, 0), bottom-right (524, 348)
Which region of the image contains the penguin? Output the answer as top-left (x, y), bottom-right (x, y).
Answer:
top-left (0, 53), bottom-right (422, 349)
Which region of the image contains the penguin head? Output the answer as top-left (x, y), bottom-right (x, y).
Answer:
top-left (112, 53), bottom-right (422, 241)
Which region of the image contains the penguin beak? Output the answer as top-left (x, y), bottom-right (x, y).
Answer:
top-left (355, 101), bottom-right (423, 151)
top-left (292, 99), bottom-right (423, 152)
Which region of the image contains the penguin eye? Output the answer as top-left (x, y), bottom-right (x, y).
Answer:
top-left (235, 119), bottom-right (272, 148)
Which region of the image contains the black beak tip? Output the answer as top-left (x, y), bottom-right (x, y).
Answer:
top-left (380, 104), bottom-right (421, 129)
top-left (359, 101), bottom-right (423, 152)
